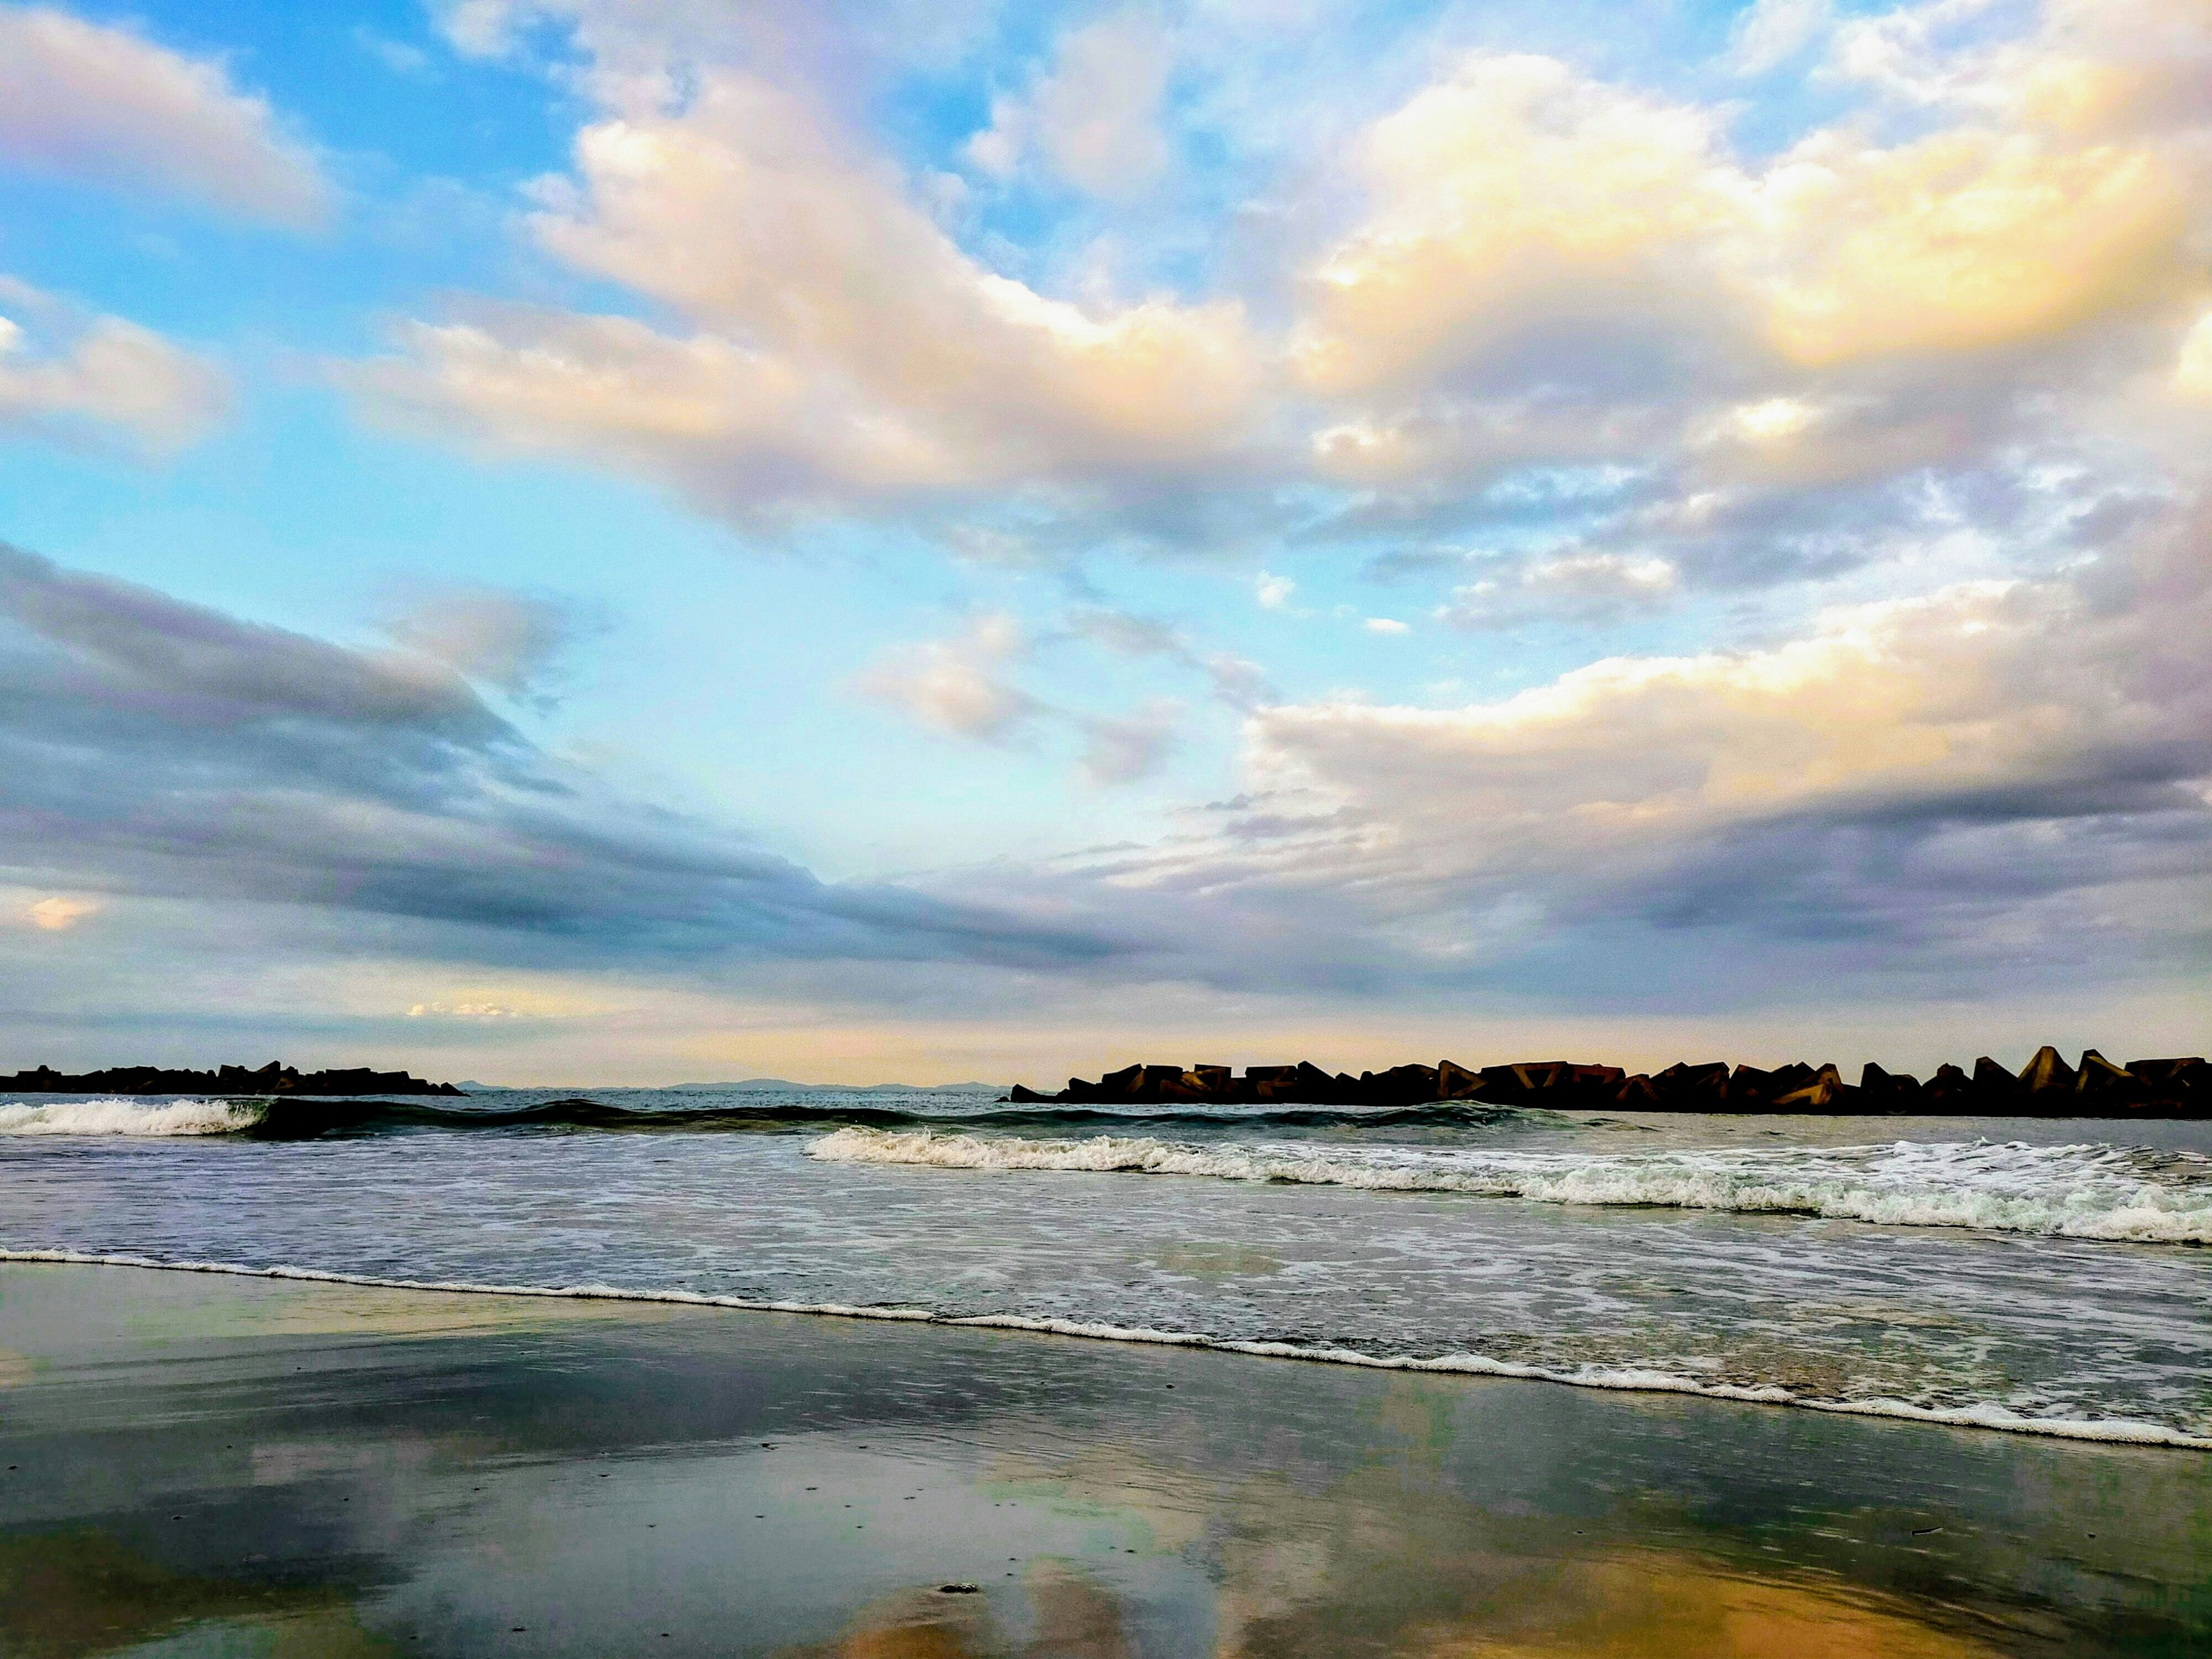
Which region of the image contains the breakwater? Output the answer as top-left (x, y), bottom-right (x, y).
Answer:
top-left (1009, 1047), bottom-right (2209, 1116)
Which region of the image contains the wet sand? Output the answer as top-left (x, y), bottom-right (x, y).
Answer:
top-left (1, 1262), bottom-right (2206, 1657)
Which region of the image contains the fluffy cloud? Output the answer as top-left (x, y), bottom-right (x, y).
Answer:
top-left (857, 612), bottom-right (1040, 743)
top-left (1295, 54), bottom-right (1741, 397)
top-left (1440, 552), bottom-right (1681, 629)
top-left (1297, 45), bottom-right (2196, 393)
top-left (347, 70), bottom-right (1258, 522)
top-left (0, 278), bottom-right (228, 455)
top-left (967, 11), bottom-right (1175, 199)
top-left (1729, 0), bottom-right (1835, 75)
top-left (858, 606), bottom-right (1245, 783)
top-left (1144, 513), bottom-right (2212, 988)
top-left (0, 544), bottom-right (1105, 971)
top-left (347, 0), bottom-right (2212, 607)
top-left (0, 5), bottom-right (329, 224)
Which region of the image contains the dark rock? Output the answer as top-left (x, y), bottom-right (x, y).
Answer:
top-left (1723, 1065), bottom-right (1779, 1108)
top-left (1859, 1062), bottom-right (1922, 1107)
top-left (1017, 1048), bottom-right (2211, 1116)
top-left (1437, 1059), bottom-right (1482, 1099)
top-left (1651, 1062), bottom-right (1729, 1105)
top-left (2073, 1050), bottom-right (2139, 1103)
top-left (0, 1063), bottom-right (461, 1097)
top-left (1972, 1056), bottom-right (2021, 1104)
top-left (1774, 1064), bottom-right (1850, 1111)
top-left (1614, 1074), bottom-right (1663, 1107)
top-left (1362, 1063), bottom-right (1439, 1105)
top-left (1921, 1063), bottom-right (1975, 1106)
top-left (2019, 1046), bottom-right (2078, 1096)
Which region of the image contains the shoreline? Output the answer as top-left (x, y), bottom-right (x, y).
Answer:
top-left (3, 1258), bottom-right (2206, 1658)
top-left (9, 1247), bottom-right (2205, 1452)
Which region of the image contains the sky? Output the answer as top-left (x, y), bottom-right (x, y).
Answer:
top-left (0, 0), bottom-right (2207, 1085)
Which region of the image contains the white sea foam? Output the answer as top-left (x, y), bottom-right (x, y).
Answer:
top-left (4, 1248), bottom-right (2205, 1450)
top-left (0, 1098), bottom-right (263, 1137)
top-left (809, 1127), bottom-right (2212, 1244)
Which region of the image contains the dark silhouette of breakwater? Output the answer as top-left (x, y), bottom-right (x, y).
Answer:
top-left (1, 1062), bottom-right (463, 1097)
top-left (1007, 1048), bottom-right (2209, 1116)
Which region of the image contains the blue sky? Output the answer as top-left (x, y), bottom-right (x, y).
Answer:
top-left (1, 0), bottom-right (2208, 1082)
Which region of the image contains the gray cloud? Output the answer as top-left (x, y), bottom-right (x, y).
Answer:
top-left (385, 583), bottom-right (597, 709)
top-left (0, 546), bottom-right (1112, 972)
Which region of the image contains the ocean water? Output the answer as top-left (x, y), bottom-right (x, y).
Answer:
top-left (3, 1088), bottom-right (2210, 1447)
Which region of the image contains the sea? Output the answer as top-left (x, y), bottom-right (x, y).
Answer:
top-left (3, 1086), bottom-right (2209, 1448)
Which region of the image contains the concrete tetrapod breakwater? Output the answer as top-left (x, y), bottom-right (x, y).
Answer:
top-left (1006, 1048), bottom-right (2210, 1116)
top-left (0, 1062), bottom-right (464, 1097)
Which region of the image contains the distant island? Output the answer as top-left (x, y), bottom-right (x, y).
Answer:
top-left (1009, 1048), bottom-right (2209, 1117)
top-left (2, 1063), bottom-right (463, 1097)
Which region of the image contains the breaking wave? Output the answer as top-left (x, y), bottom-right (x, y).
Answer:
top-left (0, 1099), bottom-right (264, 1137)
top-left (4, 1248), bottom-right (2204, 1450)
top-left (810, 1127), bottom-right (2212, 1245)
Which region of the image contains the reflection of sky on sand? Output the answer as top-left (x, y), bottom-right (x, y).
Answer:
top-left (0, 1265), bottom-right (2205, 1657)
top-left (798, 1558), bottom-right (1998, 1659)
top-left (0, 1533), bottom-right (390, 1659)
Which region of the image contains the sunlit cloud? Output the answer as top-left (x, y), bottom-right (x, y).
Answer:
top-left (0, 3), bottom-right (330, 224)
top-left (0, 276), bottom-right (228, 456)
top-left (24, 895), bottom-right (99, 931)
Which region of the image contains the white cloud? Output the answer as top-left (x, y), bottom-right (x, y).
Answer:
top-left (1255, 572), bottom-right (1296, 609)
top-left (1132, 521), bottom-right (2212, 984)
top-left (348, 70), bottom-right (1256, 521)
top-left (0, 277), bottom-right (229, 456)
top-left (1298, 37), bottom-right (2202, 396)
top-left (1363, 616), bottom-right (1410, 635)
top-left (857, 613), bottom-right (1040, 743)
top-left (1729, 0), bottom-right (1834, 75)
top-left (0, 5), bottom-right (329, 225)
top-left (1442, 551), bottom-right (1681, 628)
top-left (967, 12), bottom-right (1174, 200)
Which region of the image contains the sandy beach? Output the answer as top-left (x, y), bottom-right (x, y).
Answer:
top-left (2, 1260), bottom-right (2205, 1657)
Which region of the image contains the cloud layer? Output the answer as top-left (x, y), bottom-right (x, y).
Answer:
top-left (0, 4), bottom-right (329, 224)
top-left (0, 545), bottom-right (1107, 972)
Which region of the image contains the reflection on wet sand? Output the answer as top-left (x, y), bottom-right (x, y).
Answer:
top-left (796, 1553), bottom-right (1990, 1659)
top-left (796, 1567), bottom-right (1133, 1659)
top-left (0, 1532), bottom-right (393, 1659)
top-left (972, 1429), bottom-right (2003, 1659)
top-left (1370, 1556), bottom-right (1997, 1659)
top-left (1, 1264), bottom-right (2204, 1658)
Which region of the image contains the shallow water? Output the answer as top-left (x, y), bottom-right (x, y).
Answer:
top-left (2, 1088), bottom-right (2209, 1444)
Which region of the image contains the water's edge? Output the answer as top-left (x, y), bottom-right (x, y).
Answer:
top-left (8, 1247), bottom-right (2203, 1452)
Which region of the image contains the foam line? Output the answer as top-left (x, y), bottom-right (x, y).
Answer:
top-left (0, 1099), bottom-right (263, 1136)
top-left (5, 1248), bottom-right (2204, 1451)
top-left (810, 1127), bottom-right (2212, 1245)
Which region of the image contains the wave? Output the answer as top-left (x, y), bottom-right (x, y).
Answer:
top-left (0, 1099), bottom-right (265, 1137)
top-left (4, 1247), bottom-right (2203, 1450)
top-left (0, 1094), bottom-right (1518, 1139)
top-left (810, 1127), bottom-right (2212, 1245)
